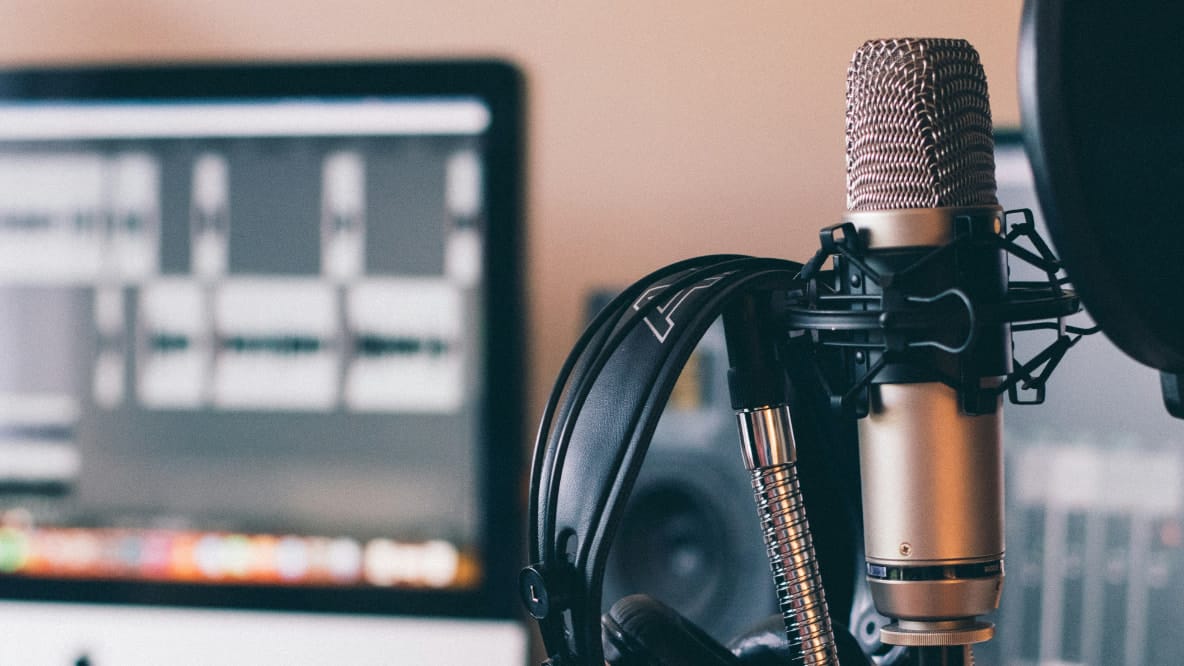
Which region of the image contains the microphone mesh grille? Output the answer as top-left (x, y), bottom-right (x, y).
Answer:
top-left (846, 38), bottom-right (998, 210)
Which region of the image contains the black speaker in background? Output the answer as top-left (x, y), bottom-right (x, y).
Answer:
top-left (587, 292), bottom-right (778, 643)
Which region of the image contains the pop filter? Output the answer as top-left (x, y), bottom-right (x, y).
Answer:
top-left (1020, 1), bottom-right (1184, 406)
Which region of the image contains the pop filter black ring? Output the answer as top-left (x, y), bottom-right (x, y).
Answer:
top-left (1020, 0), bottom-right (1184, 373)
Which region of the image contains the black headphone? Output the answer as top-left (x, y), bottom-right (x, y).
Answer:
top-left (519, 255), bottom-right (869, 665)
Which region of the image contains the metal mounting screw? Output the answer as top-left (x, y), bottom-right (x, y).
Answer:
top-left (899, 542), bottom-right (912, 557)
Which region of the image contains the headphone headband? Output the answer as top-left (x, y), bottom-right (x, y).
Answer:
top-left (522, 256), bottom-right (804, 664)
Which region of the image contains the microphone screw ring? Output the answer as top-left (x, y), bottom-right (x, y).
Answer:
top-left (880, 620), bottom-right (994, 647)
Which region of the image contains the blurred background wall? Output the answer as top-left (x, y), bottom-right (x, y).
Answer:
top-left (0, 0), bottom-right (1024, 428)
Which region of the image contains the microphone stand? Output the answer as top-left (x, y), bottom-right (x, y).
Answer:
top-left (914, 646), bottom-right (973, 665)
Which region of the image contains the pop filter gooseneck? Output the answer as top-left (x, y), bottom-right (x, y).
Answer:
top-left (1020, 0), bottom-right (1184, 415)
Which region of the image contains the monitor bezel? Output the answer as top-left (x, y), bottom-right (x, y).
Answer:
top-left (0, 60), bottom-right (525, 621)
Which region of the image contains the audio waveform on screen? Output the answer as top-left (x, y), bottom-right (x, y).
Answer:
top-left (132, 277), bottom-right (465, 413)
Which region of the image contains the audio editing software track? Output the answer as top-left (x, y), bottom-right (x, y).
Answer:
top-left (0, 147), bottom-right (479, 416)
top-left (0, 106), bottom-right (491, 586)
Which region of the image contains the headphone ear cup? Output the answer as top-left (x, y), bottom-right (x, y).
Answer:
top-left (602, 594), bottom-right (740, 666)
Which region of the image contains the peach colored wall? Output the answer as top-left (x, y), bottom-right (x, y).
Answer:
top-left (0, 0), bottom-right (1024, 427)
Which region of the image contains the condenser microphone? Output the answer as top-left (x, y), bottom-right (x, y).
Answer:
top-left (843, 38), bottom-right (1007, 657)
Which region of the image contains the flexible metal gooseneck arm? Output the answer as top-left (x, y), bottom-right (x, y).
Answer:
top-left (723, 292), bottom-right (839, 665)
